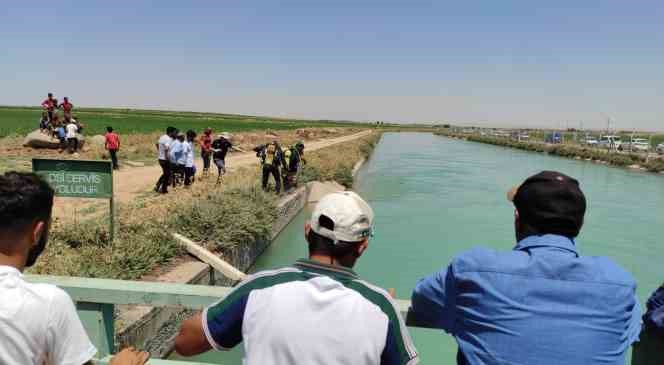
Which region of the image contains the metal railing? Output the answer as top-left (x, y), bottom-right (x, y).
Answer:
top-left (26, 274), bottom-right (409, 364)
top-left (26, 275), bottom-right (662, 365)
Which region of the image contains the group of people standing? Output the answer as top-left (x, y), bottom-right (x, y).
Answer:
top-left (155, 126), bottom-right (306, 195)
top-left (253, 139), bottom-right (305, 194)
top-left (38, 93), bottom-right (82, 153)
top-left (155, 127), bottom-right (234, 194)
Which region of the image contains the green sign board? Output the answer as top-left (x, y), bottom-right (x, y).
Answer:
top-left (32, 159), bottom-right (113, 199)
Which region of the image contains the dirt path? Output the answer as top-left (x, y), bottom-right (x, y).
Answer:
top-left (53, 130), bottom-right (373, 219)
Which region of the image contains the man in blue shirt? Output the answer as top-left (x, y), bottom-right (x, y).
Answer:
top-left (409, 171), bottom-right (642, 365)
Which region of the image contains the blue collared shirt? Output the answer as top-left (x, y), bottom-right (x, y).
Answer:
top-left (410, 234), bottom-right (642, 365)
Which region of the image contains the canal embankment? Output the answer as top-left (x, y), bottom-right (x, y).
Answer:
top-left (115, 185), bottom-right (309, 357)
top-left (435, 130), bottom-right (664, 173)
top-left (117, 140), bottom-right (377, 357)
top-left (55, 132), bottom-right (382, 357)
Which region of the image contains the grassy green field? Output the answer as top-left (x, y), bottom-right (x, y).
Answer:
top-left (0, 106), bottom-right (362, 138)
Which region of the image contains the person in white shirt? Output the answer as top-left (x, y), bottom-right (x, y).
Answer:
top-left (155, 126), bottom-right (176, 194)
top-left (65, 120), bottom-right (79, 153)
top-left (0, 172), bottom-right (149, 365)
top-left (169, 133), bottom-right (186, 187)
top-left (184, 130), bottom-right (197, 186)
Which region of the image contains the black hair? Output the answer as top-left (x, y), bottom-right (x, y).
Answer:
top-left (107, 126), bottom-right (113, 132)
top-left (186, 130), bottom-right (196, 140)
top-left (48, 93), bottom-right (53, 97)
top-left (516, 221), bottom-right (543, 242)
top-left (0, 172), bottom-right (54, 234)
top-left (166, 126), bottom-right (176, 134)
top-left (306, 215), bottom-right (362, 258)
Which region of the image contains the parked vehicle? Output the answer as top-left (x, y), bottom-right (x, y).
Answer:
top-left (582, 136), bottom-right (599, 146)
top-left (620, 138), bottom-right (650, 152)
top-left (598, 135), bottom-right (622, 150)
top-left (657, 143), bottom-right (664, 155)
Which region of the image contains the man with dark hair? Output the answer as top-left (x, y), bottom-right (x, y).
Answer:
top-left (174, 191), bottom-right (418, 365)
top-left (169, 132), bottom-right (186, 187)
top-left (105, 126), bottom-right (120, 170)
top-left (408, 171), bottom-right (642, 365)
top-left (211, 132), bottom-right (233, 185)
top-left (199, 128), bottom-right (213, 178)
top-left (183, 130), bottom-right (197, 186)
top-left (283, 141), bottom-right (305, 191)
top-left (60, 96), bottom-right (74, 119)
top-left (0, 172), bottom-right (149, 364)
top-left (155, 126), bottom-right (176, 194)
top-left (41, 92), bottom-right (56, 122)
top-left (254, 139), bottom-right (285, 194)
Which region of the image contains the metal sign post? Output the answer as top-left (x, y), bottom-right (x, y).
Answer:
top-left (32, 159), bottom-right (115, 241)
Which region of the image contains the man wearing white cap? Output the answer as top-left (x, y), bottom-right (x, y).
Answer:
top-left (174, 191), bottom-right (418, 365)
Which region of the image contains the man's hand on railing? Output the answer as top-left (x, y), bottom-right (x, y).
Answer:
top-left (109, 347), bottom-right (150, 365)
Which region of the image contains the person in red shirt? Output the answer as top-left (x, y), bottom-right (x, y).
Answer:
top-left (199, 127), bottom-right (213, 177)
top-left (60, 97), bottom-right (74, 119)
top-left (105, 126), bottom-right (121, 170)
top-left (41, 93), bottom-right (56, 122)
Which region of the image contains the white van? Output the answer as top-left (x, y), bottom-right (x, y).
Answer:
top-left (598, 135), bottom-right (622, 150)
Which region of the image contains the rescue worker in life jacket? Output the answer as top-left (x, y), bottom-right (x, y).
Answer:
top-left (254, 139), bottom-right (286, 194)
top-left (283, 141), bottom-right (305, 191)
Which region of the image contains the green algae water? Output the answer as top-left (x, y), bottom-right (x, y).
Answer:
top-left (174, 132), bottom-right (664, 364)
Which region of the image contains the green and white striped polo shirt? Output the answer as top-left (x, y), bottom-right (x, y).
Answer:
top-left (203, 259), bottom-right (418, 365)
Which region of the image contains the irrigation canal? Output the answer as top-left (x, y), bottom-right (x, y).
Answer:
top-left (173, 132), bottom-right (664, 364)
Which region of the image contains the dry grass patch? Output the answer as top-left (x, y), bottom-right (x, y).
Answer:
top-left (28, 132), bottom-right (380, 279)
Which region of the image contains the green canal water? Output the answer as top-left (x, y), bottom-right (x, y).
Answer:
top-left (174, 132), bottom-right (664, 364)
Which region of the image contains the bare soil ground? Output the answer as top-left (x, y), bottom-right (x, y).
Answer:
top-left (50, 130), bottom-right (372, 220)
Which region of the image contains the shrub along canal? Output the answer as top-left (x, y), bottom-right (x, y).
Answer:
top-left (174, 132), bottom-right (664, 364)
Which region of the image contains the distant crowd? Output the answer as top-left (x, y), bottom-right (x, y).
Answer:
top-left (154, 126), bottom-right (305, 194)
top-left (38, 92), bottom-right (83, 153)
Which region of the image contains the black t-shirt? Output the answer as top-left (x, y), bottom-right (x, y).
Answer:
top-left (212, 138), bottom-right (232, 160)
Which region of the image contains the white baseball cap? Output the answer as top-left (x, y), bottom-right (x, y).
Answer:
top-left (310, 191), bottom-right (374, 244)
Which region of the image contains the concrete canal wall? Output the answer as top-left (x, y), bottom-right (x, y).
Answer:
top-left (114, 140), bottom-right (374, 358)
top-left (115, 177), bottom-right (358, 357)
top-left (116, 185), bottom-right (308, 357)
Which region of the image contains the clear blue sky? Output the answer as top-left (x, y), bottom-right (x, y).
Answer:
top-left (2, 1), bottom-right (663, 130)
